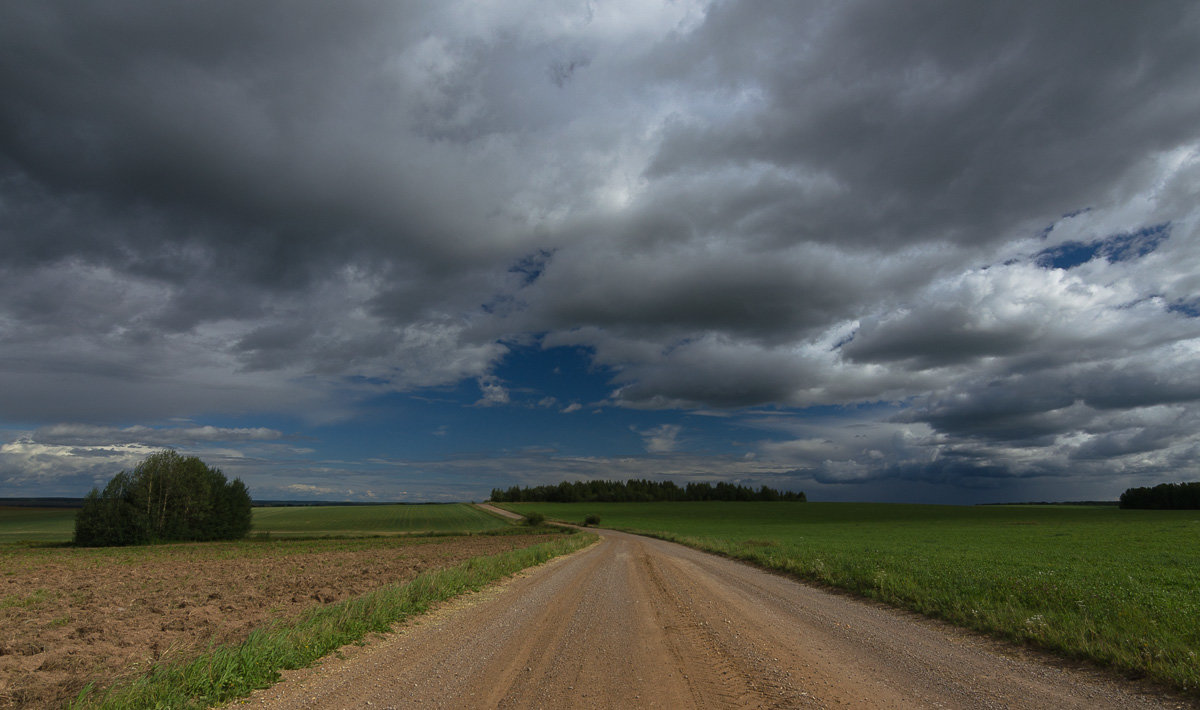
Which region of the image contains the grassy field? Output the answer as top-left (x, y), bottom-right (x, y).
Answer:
top-left (250, 503), bottom-right (509, 536)
top-left (0, 503), bottom-right (510, 543)
top-left (0, 506), bottom-right (78, 542)
top-left (506, 501), bottom-right (1200, 694)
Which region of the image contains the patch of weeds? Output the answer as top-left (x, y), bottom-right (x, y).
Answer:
top-left (0, 588), bottom-right (51, 608)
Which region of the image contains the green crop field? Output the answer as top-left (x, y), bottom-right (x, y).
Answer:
top-left (0, 503), bottom-right (512, 543)
top-left (506, 501), bottom-right (1200, 694)
top-left (251, 503), bottom-right (511, 536)
top-left (0, 507), bottom-right (78, 542)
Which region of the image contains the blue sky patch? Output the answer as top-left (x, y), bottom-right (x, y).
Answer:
top-left (1036, 223), bottom-right (1170, 270)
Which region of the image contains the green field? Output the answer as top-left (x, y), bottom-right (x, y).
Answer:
top-left (0, 503), bottom-right (511, 543)
top-left (0, 506), bottom-right (78, 542)
top-left (250, 503), bottom-right (509, 536)
top-left (506, 501), bottom-right (1200, 694)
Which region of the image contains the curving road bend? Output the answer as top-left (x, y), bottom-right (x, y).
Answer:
top-left (238, 528), bottom-right (1187, 709)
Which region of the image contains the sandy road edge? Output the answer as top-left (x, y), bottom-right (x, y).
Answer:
top-left (473, 502), bottom-right (526, 521)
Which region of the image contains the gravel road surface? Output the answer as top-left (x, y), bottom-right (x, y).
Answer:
top-left (238, 528), bottom-right (1189, 709)
top-left (475, 503), bottom-right (525, 521)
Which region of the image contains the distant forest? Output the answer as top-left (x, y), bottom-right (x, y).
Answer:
top-left (490, 479), bottom-right (806, 503)
top-left (1119, 482), bottom-right (1200, 509)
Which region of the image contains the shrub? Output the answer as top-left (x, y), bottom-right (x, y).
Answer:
top-left (523, 511), bottom-right (546, 527)
top-left (583, 514), bottom-right (601, 527)
top-left (74, 450), bottom-right (253, 546)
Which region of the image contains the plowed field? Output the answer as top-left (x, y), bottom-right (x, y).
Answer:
top-left (0, 533), bottom-right (556, 709)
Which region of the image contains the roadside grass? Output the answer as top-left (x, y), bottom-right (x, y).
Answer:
top-left (0, 502), bottom-right (509, 544)
top-left (507, 501), bottom-right (1200, 694)
top-left (69, 530), bottom-right (595, 710)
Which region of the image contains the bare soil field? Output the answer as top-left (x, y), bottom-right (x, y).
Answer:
top-left (0, 533), bottom-right (557, 709)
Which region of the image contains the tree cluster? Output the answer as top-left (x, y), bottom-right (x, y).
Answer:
top-left (74, 450), bottom-right (253, 546)
top-left (490, 478), bottom-right (805, 503)
top-left (1119, 481), bottom-right (1200, 510)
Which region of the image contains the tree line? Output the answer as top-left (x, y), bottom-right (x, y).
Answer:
top-left (74, 450), bottom-right (253, 546)
top-left (1119, 481), bottom-right (1200, 510)
top-left (490, 478), bottom-right (805, 503)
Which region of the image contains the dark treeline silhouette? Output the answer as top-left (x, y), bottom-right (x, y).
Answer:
top-left (490, 479), bottom-right (805, 503)
top-left (1119, 481), bottom-right (1200, 509)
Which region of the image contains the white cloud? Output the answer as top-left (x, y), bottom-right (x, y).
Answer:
top-left (32, 424), bottom-right (286, 447)
top-left (634, 423), bottom-right (683, 453)
top-left (474, 376), bottom-right (511, 406)
top-left (285, 483), bottom-right (340, 496)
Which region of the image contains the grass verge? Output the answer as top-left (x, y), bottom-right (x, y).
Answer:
top-left (69, 530), bottom-right (595, 710)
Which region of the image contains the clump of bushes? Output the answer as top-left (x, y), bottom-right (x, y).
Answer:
top-left (522, 511), bottom-right (546, 527)
top-left (74, 450), bottom-right (253, 546)
top-left (583, 514), bottom-right (601, 527)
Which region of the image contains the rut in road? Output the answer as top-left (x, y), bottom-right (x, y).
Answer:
top-left (239, 529), bottom-right (1188, 709)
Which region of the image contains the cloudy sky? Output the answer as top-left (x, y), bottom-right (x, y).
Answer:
top-left (2, 1), bottom-right (1198, 503)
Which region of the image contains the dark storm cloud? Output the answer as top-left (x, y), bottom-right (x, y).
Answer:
top-left (530, 239), bottom-right (871, 341)
top-left (1078, 363), bottom-right (1200, 411)
top-left (0, 0), bottom-right (583, 419)
top-left (647, 1), bottom-right (1200, 248)
top-left (1, 1), bottom-right (590, 270)
top-left (1, 0), bottom-right (1199, 498)
top-left (904, 358), bottom-right (1200, 444)
top-left (843, 304), bottom-right (1035, 369)
top-left (513, 1), bottom-right (1200, 425)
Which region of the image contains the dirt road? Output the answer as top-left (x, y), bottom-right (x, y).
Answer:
top-left (239, 529), bottom-right (1186, 709)
top-left (474, 502), bottom-right (525, 521)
